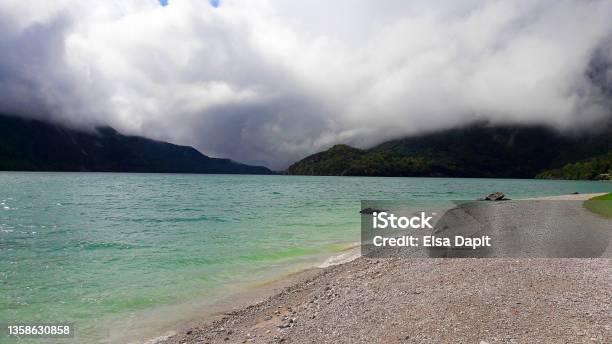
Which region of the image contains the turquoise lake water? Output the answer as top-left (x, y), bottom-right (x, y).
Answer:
top-left (1, 173), bottom-right (611, 343)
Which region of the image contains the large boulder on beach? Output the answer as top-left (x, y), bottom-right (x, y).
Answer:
top-left (484, 192), bottom-right (506, 201)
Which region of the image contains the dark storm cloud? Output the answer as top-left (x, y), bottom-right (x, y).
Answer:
top-left (184, 98), bottom-right (335, 168)
top-left (0, 0), bottom-right (611, 169)
top-left (0, 13), bottom-right (69, 119)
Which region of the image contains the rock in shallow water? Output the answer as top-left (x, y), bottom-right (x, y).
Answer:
top-left (360, 208), bottom-right (387, 214)
top-left (483, 192), bottom-right (507, 201)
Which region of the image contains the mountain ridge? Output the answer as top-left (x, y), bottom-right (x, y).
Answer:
top-left (0, 114), bottom-right (273, 174)
top-left (536, 152), bottom-right (612, 180)
top-left (286, 124), bottom-right (612, 179)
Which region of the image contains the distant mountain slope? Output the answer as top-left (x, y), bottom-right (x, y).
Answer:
top-left (285, 145), bottom-right (366, 176)
top-left (286, 124), bottom-right (612, 178)
top-left (536, 152), bottom-right (612, 180)
top-left (0, 114), bottom-right (272, 174)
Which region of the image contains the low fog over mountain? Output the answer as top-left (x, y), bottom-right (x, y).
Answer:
top-left (1, 0), bottom-right (611, 169)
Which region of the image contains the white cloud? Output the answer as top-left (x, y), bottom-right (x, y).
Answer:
top-left (0, 0), bottom-right (611, 169)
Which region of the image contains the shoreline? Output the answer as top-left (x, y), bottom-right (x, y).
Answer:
top-left (138, 245), bottom-right (361, 344)
top-left (523, 192), bottom-right (607, 200)
top-left (153, 193), bottom-right (611, 344)
top-left (159, 258), bottom-right (611, 344)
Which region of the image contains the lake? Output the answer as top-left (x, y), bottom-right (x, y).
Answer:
top-left (1, 173), bottom-right (611, 343)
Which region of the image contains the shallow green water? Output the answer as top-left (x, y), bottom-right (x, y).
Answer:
top-left (1, 173), bottom-right (611, 343)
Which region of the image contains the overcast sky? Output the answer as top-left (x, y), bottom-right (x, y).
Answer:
top-left (0, 0), bottom-right (611, 169)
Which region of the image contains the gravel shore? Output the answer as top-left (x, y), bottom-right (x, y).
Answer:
top-left (160, 258), bottom-right (611, 344)
top-left (159, 194), bottom-right (611, 344)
